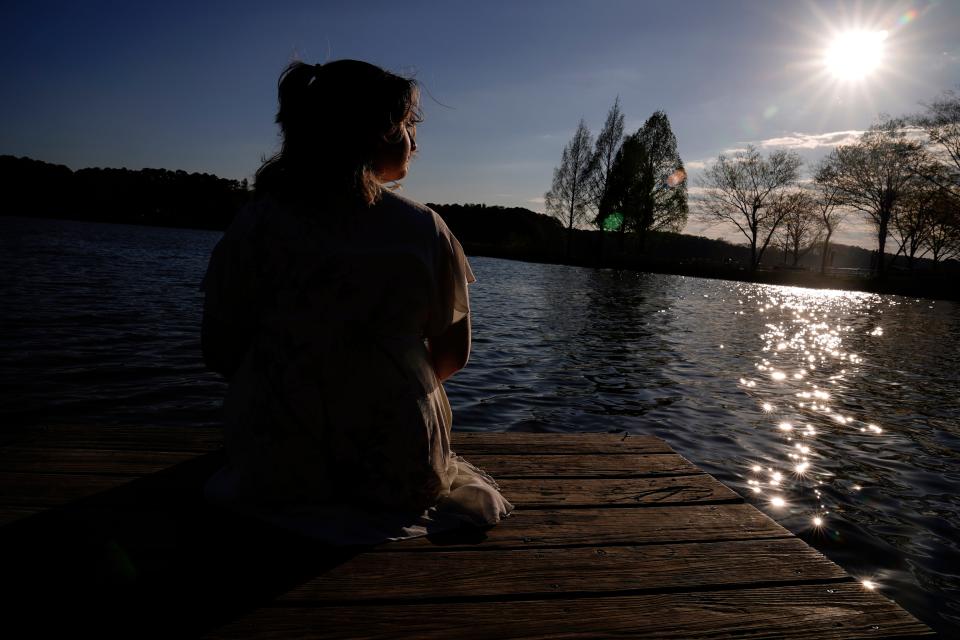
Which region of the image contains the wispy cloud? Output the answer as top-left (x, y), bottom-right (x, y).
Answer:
top-left (685, 160), bottom-right (707, 170)
top-left (527, 196), bottom-right (546, 205)
top-left (759, 130), bottom-right (864, 150)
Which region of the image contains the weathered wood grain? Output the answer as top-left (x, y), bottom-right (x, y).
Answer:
top-left (464, 453), bottom-right (698, 478)
top-left (0, 505), bottom-right (44, 527)
top-left (7, 428), bottom-right (668, 456)
top-left (497, 475), bottom-right (738, 507)
top-left (0, 471), bottom-right (136, 506)
top-left (0, 446), bottom-right (196, 475)
top-left (0, 468), bottom-right (728, 515)
top-left (453, 432), bottom-right (673, 455)
top-left (280, 538), bottom-right (848, 602)
top-left (6, 424), bottom-right (224, 453)
top-left (207, 582), bottom-right (931, 639)
top-left (385, 504), bottom-right (791, 551)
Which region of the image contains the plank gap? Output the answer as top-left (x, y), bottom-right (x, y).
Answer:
top-left (267, 577), bottom-right (859, 609)
top-left (501, 498), bottom-right (745, 509)
top-left (373, 533), bottom-right (797, 553)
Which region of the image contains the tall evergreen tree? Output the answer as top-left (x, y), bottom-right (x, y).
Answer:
top-left (633, 111), bottom-right (688, 244)
top-left (590, 97), bottom-right (625, 227)
top-left (598, 111), bottom-right (688, 248)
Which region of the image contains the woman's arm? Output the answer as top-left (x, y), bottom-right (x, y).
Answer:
top-left (201, 297), bottom-right (254, 380)
top-left (427, 314), bottom-right (471, 383)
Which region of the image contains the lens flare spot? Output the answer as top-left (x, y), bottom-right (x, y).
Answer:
top-left (601, 211), bottom-right (624, 232)
top-left (898, 9), bottom-right (918, 26)
top-left (666, 168), bottom-right (687, 188)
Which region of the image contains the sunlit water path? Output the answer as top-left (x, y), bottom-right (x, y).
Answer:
top-left (2, 216), bottom-right (958, 634)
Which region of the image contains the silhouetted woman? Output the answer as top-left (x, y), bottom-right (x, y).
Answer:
top-left (201, 60), bottom-right (512, 543)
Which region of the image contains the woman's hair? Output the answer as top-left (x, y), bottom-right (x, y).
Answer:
top-left (255, 59), bottom-right (421, 206)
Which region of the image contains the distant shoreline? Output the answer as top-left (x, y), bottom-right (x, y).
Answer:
top-left (462, 243), bottom-right (960, 303)
top-left (4, 213), bottom-right (956, 303)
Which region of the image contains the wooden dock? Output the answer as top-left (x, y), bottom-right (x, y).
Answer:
top-left (0, 427), bottom-right (933, 638)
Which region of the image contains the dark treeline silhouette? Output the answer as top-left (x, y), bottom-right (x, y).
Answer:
top-left (426, 202), bottom-right (563, 259)
top-left (1, 155), bottom-right (250, 230)
top-left (4, 154), bottom-right (957, 299)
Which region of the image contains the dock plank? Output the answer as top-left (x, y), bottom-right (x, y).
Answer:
top-left (0, 446), bottom-right (196, 475)
top-left (496, 474), bottom-right (738, 507)
top-left (0, 471), bottom-right (136, 506)
top-left (207, 582), bottom-right (931, 639)
top-left (386, 504), bottom-right (792, 551)
top-left (466, 453), bottom-right (699, 478)
top-left (6, 424), bottom-right (224, 453)
top-left (454, 432), bottom-right (672, 455)
top-left (0, 472), bottom-right (733, 515)
top-left (280, 538), bottom-right (848, 602)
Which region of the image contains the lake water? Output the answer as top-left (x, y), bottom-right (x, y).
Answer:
top-left (2, 216), bottom-right (959, 634)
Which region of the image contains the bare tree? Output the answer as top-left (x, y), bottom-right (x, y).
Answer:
top-left (890, 181), bottom-right (940, 270)
top-left (545, 119), bottom-right (597, 252)
top-left (923, 192), bottom-right (960, 265)
top-left (812, 161), bottom-right (848, 274)
top-left (914, 89), bottom-right (960, 202)
top-left (590, 98), bottom-right (625, 227)
top-left (774, 191), bottom-right (821, 266)
top-left (814, 119), bottom-right (925, 276)
top-left (697, 145), bottom-right (803, 271)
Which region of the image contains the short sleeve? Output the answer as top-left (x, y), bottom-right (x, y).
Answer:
top-left (200, 205), bottom-right (261, 376)
top-left (427, 215), bottom-right (476, 337)
top-left (201, 206), bottom-right (259, 317)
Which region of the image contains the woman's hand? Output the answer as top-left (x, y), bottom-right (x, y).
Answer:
top-left (427, 315), bottom-right (471, 382)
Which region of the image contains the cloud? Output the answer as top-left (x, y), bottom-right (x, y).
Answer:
top-left (759, 130), bottom-right (864, 150)
top-left (527, 196), bottom-right (546, 204)
top-left (685, 160), bottom-right (707, 170)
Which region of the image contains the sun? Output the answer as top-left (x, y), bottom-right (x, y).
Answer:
top-left (824, 30), bottom-right (888, 81)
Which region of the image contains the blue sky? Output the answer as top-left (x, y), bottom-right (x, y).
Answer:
top-left (2, 0), bottom-right (958, 247)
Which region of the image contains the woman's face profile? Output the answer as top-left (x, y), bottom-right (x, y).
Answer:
top-left (373, 121), bottom-right (417, 182)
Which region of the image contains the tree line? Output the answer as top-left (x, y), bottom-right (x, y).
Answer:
top-left (0, 155), bottom-right (251, 230)
top-left (696, 90), bottom-right (960, 275)
top-left (547, 90), bottom-right (960, 277)
top-left (545, 100), bottom-right (688, 254)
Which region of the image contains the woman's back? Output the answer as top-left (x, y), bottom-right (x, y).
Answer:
top-left (205, 191), bottom-right (466, 509)
top-left (202, 59), bottom-right (511, 543)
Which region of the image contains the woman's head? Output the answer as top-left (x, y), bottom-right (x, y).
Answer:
top-left (255, 59), bottom-right (421, 206)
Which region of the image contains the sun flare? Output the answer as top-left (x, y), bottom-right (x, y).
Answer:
top-left (824, 30), bottom-right (887, 81)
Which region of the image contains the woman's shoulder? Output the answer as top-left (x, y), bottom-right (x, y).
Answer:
top-left (377, 189), bottom-right (450, 238)
top-left (225, 195), bottom-right (278, 235)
